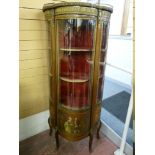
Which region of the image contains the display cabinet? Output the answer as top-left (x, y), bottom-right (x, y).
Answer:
top-left (43, 2), bottom-right (113, 151)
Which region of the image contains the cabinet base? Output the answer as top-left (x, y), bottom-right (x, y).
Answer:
top-left (49, 119), bottom-right (102, 152)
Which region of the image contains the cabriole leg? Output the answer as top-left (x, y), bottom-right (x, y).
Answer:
top-left (97, 121), bottom-right (102, 139)
top-left (89, 132), bottom-right (93, 152)
top-left (55, 129), bottom-right (59, 149)
top-left (48, 117), bottom-right (52, 136)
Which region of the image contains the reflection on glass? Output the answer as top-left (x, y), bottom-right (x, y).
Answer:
top-left (101, 22), bottom-right (109, 50)
top-left (59, 19), bottom-right (95, 49)
top-left (58, 19), bottom-right (96, 109)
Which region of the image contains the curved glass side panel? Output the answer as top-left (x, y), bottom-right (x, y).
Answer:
top-left (97, 21), bottom-right (110, 102)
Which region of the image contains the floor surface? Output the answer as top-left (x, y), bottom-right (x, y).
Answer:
top-left (102, 78), bottom-right (133, 146)
top-left (19, 130), bottom-right (117, 155)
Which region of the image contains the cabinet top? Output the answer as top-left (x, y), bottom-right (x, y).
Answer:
top-left (43, 2), bottom-right (113, 13)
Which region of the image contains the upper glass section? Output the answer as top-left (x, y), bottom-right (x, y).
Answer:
top-left (59, 19), bottom-right (95, 49)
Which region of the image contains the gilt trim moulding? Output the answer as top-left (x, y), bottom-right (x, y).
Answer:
top-left (43, 2), bottom-right (113, 13)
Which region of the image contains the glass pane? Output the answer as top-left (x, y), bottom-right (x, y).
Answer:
top-left (59, 19), bottom-right (95, 49)
top-left (57, 19), bottom-right (96, 109)
top-left (97, 22), bottom-right (110, 102)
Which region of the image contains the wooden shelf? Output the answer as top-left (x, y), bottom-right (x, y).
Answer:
top-left (60, 77), bottom-right (89, 83)
top-left (99, 74), bottom-right (104, 79)
top-left (101, 49), bottom-right (107, 52)
top-left (60, 48), bottom-right (93, 52)
top-left (49, 73), bottom-right (53, 77)
top-left (99, 61), bottom-right (106, 66)
top-left (87, 60), bottom-right (94, 65)
top-left (60, 104), bottom-right (90, 111)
